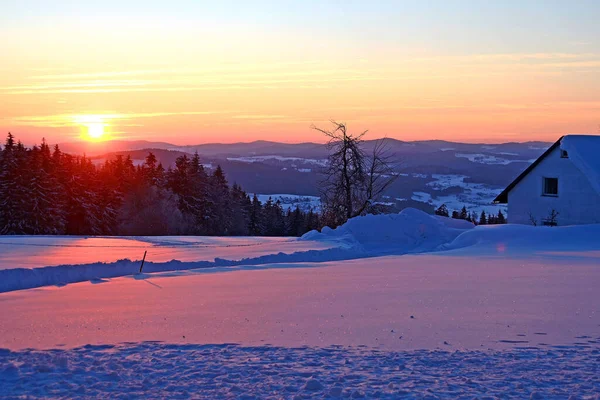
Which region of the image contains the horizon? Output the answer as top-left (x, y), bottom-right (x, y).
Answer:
top-left (2, 1), bottom-right (600, 145)
top-left (7, 133), bottom-right (566, 149)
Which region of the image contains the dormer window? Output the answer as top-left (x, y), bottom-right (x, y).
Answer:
top-left (560, 149), bottom-right (569, 158)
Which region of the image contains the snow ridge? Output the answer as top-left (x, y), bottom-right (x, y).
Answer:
top-left (0, 208), bottom-right (474, 293)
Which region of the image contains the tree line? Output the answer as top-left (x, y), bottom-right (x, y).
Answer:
top-left (434, 204), bottom-right (506, 225)
top-left (0, 133), bottom-right (321, 236)
top-left (0, 127), bottom-right (509, 236)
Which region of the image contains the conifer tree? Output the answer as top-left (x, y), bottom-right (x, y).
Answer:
top-left (479, 210), bottom-right (487, 225)
top-left (248, 194), bottom-right (263, 235)
top-left (0, 133), bottom-right (25, 233)
top-left (459, 206), bottom-right (469, 220)
top-left (497, 210), bottom-right (506, 224)
top-left (435, 204), bottom-right (449, 217)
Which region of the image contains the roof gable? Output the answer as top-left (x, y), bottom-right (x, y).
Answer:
top-left (493, 137), bottom-right (562, 203)
top-left (494, 135), bottom-right (600, 203)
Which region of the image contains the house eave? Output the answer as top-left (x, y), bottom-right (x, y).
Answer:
top-left (493, 136), bottom-right (563, 205)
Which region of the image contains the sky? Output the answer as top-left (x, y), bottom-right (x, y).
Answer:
top-left (1, 1), bottom-right (600, 145)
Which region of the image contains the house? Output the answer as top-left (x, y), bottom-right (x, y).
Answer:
top-left (494, 135), bottom-right (600, 226)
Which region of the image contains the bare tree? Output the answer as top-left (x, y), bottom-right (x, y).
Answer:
top-left (528, 211), bottom-right (538, 226)
top-left (544, 209), bottom-right (559, 227)
top-left (312, 121), bottom-right (397, 227)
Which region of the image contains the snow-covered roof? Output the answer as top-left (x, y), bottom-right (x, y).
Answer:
top-left (494, 134), bottom-right (600, 203)
top-left (560, 135), bottom-right (600, 196)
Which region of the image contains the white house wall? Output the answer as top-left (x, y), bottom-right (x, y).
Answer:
top-left (508, 146), bottom-right (600, 226)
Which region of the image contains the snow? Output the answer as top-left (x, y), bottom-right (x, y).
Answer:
top-left (6, 207), bottom-right (600, 295)
top-left (1, 209), bottom-right (600, 398)
top-left (425, 174), bottom-right (508, 215)
top-left (302, 208), bottom-right (473, 255)
top-left (455, 153), bottom-right (534, 165)
top-left (227, 155), bottom-right (328, 167)
top-left (253, 193), bottom-right (321, 212)
top-left (560, 135), bottom-right (600, 196)
top-left (441, 222), bottom-right (600, 256)
top-left (2, 343), bottom-right (599, 399)
top-left (410, 191), bottom-right (432, 203)
top-left (1, 209), bottom-right (470, 292)
top-left (0, 236), bottom-right (333, 270)
top-left (410, 174), bottom-right (508, 215)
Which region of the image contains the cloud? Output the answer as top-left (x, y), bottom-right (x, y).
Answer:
top-left (232, 115), bottom-right (287, 120)
top-left (6, 111), bottom-right (234, 128)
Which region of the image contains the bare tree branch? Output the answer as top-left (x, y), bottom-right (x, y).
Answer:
top-left (313, 122), bottom-right (398, 227)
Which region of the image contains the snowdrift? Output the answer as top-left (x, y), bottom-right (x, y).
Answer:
top-left (302, 208), bottom-right (474, 255)
top-left (0, 209), bottom-right (474, 293)
top-left (0, 246), bottom-right (357, 294)
top-left (440, 223), bottom-right (600, 255)
top-left (3, 208), bottom-right (598, 293)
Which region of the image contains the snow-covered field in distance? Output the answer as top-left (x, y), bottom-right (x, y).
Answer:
top-left (1, 209), bottom-right (599, 399)
top-left (254, 184), bottom-right (505, 216)
top-left (455, 152), bottom-right (536, 165)
top-left (253, 193), bottom-right (321, 212)
top-left (227, 155), bottom-right (328, 167)
top-left (413, 174), bottom-right (508, 215)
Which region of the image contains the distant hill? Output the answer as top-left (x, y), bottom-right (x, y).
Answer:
top-left (57, 140), bottom-right (177, 156)
top-left (77, 137), bottom-right (553, 216)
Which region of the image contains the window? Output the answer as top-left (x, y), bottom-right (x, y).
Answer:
top-left (543, 177), bottom-right (558, 196)
top-left (560, 150), bottom-right (569, 158)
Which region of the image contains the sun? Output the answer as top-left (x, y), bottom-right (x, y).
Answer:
top-left (86, 122), bottom-right (105, 140)
top-left (73, 115), bottom-right (111, 141)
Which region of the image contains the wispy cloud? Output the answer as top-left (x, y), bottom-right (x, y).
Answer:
top-left (7, 111), bottom-right (233, 128)
top-left (232, 115), bottom-right (287, 120)
top-left (408, 52), bottom-right (599, 63)
top-left (1, 80), bottom-right (154, 91)
top-left (25, 61), bottom-right (324, 81)
top-left (3, 71), bottom-right (380, 95)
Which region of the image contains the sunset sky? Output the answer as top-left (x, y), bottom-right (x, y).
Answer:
top-left (1, 1), bottom-right (600, 145)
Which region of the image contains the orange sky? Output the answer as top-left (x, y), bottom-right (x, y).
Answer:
top-left (2, 2), bottom-right (600, 145)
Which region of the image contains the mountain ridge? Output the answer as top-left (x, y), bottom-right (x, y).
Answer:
top-left (58, 137), bottom-right (553, 157)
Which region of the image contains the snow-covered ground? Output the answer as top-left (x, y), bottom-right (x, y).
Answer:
top-left (253, 193), bottom-right (321, 212)
top-left (0, 236), bottom-right (334, 271)
top-left (1, 209), bottom-right (599, 398)
top-left (3, 343), bottom-right (598, 399)
top-left (455, 152), bottom-right (535, 165)
top-left (412, 174), bottom-right (508, 215)
top-left (227, 155), bottom-right (328, 167)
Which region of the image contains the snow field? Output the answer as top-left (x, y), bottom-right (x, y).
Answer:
top-left (1, 343), bottom-right (599, 399)
top-left (1, 208), bottom-right (600, 398)
top-left (2, 208), bottom-right (600, 293)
